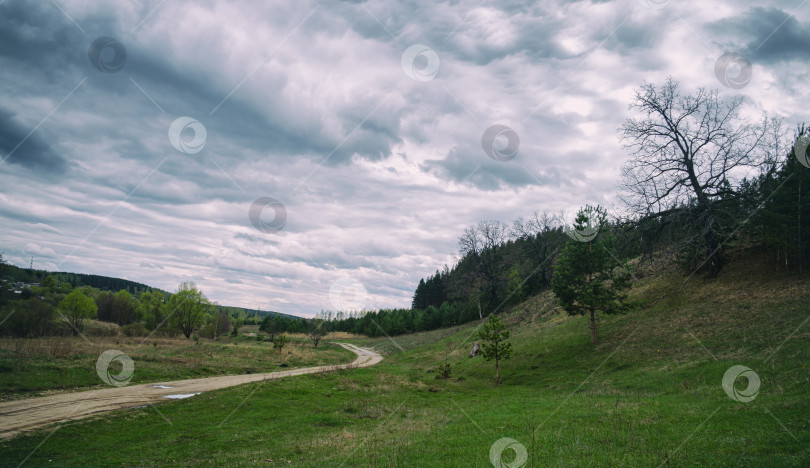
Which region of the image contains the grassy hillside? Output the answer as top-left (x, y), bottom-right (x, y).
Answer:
top-left (2, 253), bottom-right (808, 466)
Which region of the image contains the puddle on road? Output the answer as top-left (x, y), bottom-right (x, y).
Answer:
top-left (163, 393), bottom-right (201, 399)
top-left (152, 385), bottom-right (173, 389)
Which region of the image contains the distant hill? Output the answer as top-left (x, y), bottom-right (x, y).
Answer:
top-left (1, 262), bottom-right (166, 297)
top-left (0, 261), bottom-right (301, 319)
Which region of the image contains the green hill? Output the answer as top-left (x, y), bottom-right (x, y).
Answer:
top-left (0, 260), bottom-right (300, 320)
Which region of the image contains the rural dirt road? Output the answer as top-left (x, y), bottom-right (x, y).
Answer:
top-left (0, 343), bottom-right (382, 439)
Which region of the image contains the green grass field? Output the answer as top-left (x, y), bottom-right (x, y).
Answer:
top-left (0, 331), bottom-right (355, 401)
top-left (2, 257), bottom-right (808, 466)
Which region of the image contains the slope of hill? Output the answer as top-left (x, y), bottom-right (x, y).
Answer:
top-left (2, 251), bottom-right (808, 466)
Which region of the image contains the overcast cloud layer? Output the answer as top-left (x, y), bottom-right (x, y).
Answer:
top-left (1, 0), bottom-right (808, 316)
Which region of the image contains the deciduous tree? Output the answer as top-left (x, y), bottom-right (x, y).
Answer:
top-left (620, 78), bottom-right (783, 276)
top-left (167, 282), bottom-right (211, 339)
top-left (308, 318), bottom-right (328, 348)
top-left (58, 289), bottom-right (98, 335)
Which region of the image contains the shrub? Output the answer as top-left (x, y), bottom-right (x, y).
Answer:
top-left (121, 322), bottom-right (148, 337)
top-left (436, 363), bottom-right (452, 379)
top-left (85, 321), bottom-right (120, 337)
top-left (152, 326), bottom-right (181, 338)
top-left (198, 323), bottom-right (215, 339)
top-left (273, 335), bottom-right (287, 352)
top-left (0, 299), bottom-right (56, 337)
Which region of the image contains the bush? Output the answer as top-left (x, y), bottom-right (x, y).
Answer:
top-left (198, 323), bottom-right (215, 339)
top-left (436, 363), bottom-right (452, 379)
top-left (0, 299), bottom-right (56, 337)
top-left (121, 322), bottom-right (148, 337)
top-left (85, 320), bottom-right (120, 337)
top-left (152, 326), bottom-right (180, 338)
top-left (273, 334), bottom-right (287, 352)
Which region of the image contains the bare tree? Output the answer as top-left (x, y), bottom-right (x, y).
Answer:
top-left (511, 210), bottom-right (564, 286)
top-left (619, 78), bottom-right (783, 276)
top-left (458, 220), bottom-right (509, 316)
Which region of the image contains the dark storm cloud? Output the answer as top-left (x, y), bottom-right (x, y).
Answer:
top-left (0, 1), bottom-right (85, 80)
top-left (712, 7), bottom-right (810, 64)
top-left (0, 108), bottom-right (68, 174)
top-left (422, 147), bottom-right (537, 191)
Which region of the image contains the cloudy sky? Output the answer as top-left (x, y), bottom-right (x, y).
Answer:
top-left (1, 0), bottom-right (808, 316)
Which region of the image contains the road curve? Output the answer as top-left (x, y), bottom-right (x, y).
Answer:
top-left (0, 343), bottom-right (381, 439)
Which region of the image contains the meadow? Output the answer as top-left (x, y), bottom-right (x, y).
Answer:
top-left (0, 328), bottom-right (355, 401)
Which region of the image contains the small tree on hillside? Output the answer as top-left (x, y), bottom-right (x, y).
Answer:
top-left (552, 206), bottom-right (632, 345)
top-left (309, 318), bottom-right (328, 348)
top-left (259, 315), bottom-right (283, 341)
top-left (273, 334), bottom-right (287, 353)
top-left (58, 289), bottom-right (98, 335)
top-left (477, 315), bottom-right (512, 384)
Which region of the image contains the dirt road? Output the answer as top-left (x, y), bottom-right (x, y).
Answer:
top-left (0, 343), bottom-right (381, 439)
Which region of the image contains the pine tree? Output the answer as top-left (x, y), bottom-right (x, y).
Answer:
top-left (552, 206), bottom-right (632, 344)
top-left (477, 315), bottom-right (512, 383)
